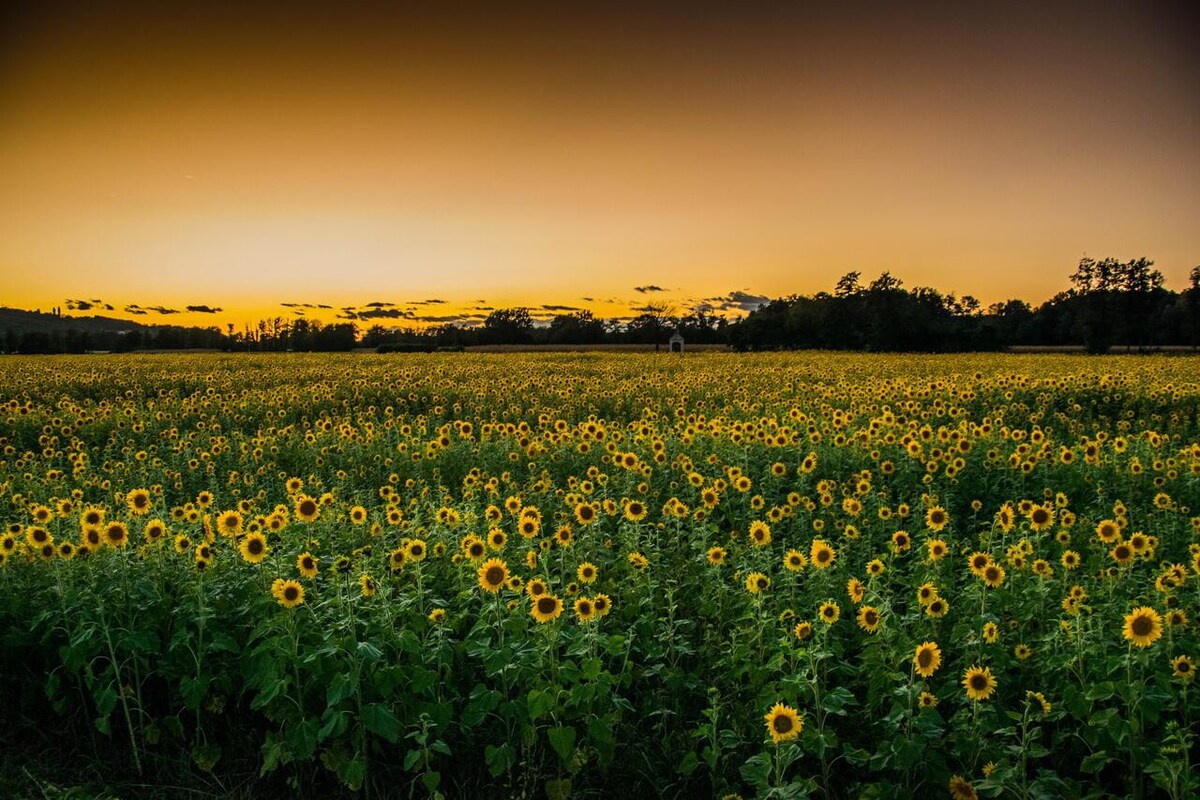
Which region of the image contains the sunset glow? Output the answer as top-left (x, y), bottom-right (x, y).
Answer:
top-left (2, 2), bottom-right (1197, 328)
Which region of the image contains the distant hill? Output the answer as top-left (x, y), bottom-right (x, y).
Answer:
top-left (0, 306), bottom-right (230, 353)
top-left (0, 306), bottom-right (149, 335)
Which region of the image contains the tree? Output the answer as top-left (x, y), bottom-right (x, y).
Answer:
top-left (482, 308), bottom-right (534, 345)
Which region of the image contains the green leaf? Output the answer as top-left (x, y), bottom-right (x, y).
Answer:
top-left (421, 771), bottom-right (441, 793)
top-left (362, 702), bottom-right (401, 743)
top-left (528, 688), bottom-right (557, 721)
top-left (547, 725), bottom-right (576, 765)
top-left (1080, 751), bottom-right (1109, 773)
top-left (485, 743), bottom-right (514, 776)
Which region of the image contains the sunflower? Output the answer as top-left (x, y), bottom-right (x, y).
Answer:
top-left (574, 596), bottom-right (596, 622)
top-left (793, 621), bottom-right (813, 641)
top-left (917, 542), bottom-right (943, 566)
top-left (707, 546), bottom-right (727, 565)
top-left (856, 605), bottom-right (882, 633)
top-left (784, 550), bottom-right (807, 572)
top-left (763, 703), bottom-right (803, 744)
top-left (1172, 655), bottom-right (1196, 683)
top-left (143, 519), bottom-right (166, 542)
top-left (388, 547), bottom-right (407, 572)
top-left (962, 666), bottom-right (997, 701)
top-left (1014, 643), bottom-right (1033, 660)
top-left (574, 503), bottom-right (597, 525)
top-left (26, 526), bottom-right (52, 547)
top-left (967, 552), bottom-right (991, 575)
top-left (1025, 690), bottom-right (1052, 714)
top-left (1122, 606), bottom-right (1162, 648)
top-left (216, 510), bottom-right (242, 536)
top-left (531, 593), bottom-right (564, 623)
top-left (948, 775), bottom-right (978, 800)
top-left (238, 532), bottom-right (269, 564)
top-left (57, 541), bottom-right (76, 560)
top-left (487, 528), bottom-right (507, 551)
top-left (104, 521), bottom-right (129, 548)
top-left (819, 601), bottom-right (840, 625)
top-left (810, 539), bottom-right (836, 569)
top-left (1027, 504), bottom-right (1054, 531)
top-left (296, 551), bottom-right (318, 579)
top-left (982, 621), bottom-right (999, 643)
top-left (745, 572), bottom-right (770, 594)
top-left (916, 582), bottom-right (939, 606)
top-left (526, 577), bottom-right (549, 598)
top-left (628, 551), bottom-right (648, 569)
top-left (126, 489), bottom-right (152, 516)
top-left (866, 559), bottom-right (885, 577)
top-left (272, 578), bottom-right (305, 609)
top-left (80, 507), bottom-right (104, 528)
top-left (518, 517), bottom-right (540, 538)
top-left (359, 574), bottom-right (377, 597)
top-left (749, 520), bottom-right (772, 547)
top-left (294, 496), bottom-right (320, 522)
top-left (890, 530), bottom-right (911, 553)
top-left (847, 577), bottom-right (866, 604)
top-left (478, 558), bottom-right (509, 593)
top-left (623, 500), bottom-right (647, 522)
top-left (981, 563), bottom-right (1006, 589)
top-left (348, 505), bottom-right (367, 525)
top-left (918, 691), bottom-right (939, 708)
top-left (1110, 542), bottom-right (1134, 565)
top-left (462, 535), bottom-right (487, 561)
top-left (577, 562), bottom-right (598, 584)
top-left (1095, 519), bottom-right (1120, 543)
top-left (912, 641), bottom-right (942, 678)
top-left (925, 506), bottom-right (948, 532)
top-left (406, 539), bottom-right (427, 561)
top-left (925, 597), bottom-right (949, 618)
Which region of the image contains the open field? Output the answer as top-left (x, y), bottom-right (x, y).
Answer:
top-left (1, 353), bottom-right (1199, 798)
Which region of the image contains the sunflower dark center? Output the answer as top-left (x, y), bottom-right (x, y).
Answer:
top-left (772, 715), bottom-right (793, 733)
top-left (284, 587), bottom-right (299, 601)
top-left (485, 567), bottom-right (504, 585)
top-left (537, 597), bottom-right (556, 613)
top-left (249, 539), bottom-right (263, 554)
top-left (865, 611), bottom-right (878, 625)
top-left (1131, 616), bottom-right (1153, 636)
top-left (918, 650), bottom-right (933, 668)
top-left (970, 675), bottom-right (987, 689)
top-left (300, 501), bottom-right (316, 516)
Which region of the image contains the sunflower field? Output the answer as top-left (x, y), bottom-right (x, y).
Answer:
top-left (2, 352), bottom-right (1199, 798)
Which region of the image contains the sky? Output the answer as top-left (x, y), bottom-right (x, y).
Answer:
top-left (2, 1), bottom-right (1198, 329)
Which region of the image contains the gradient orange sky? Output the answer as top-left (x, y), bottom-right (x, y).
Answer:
top-left (2, 1), bottom-right (1198, 328)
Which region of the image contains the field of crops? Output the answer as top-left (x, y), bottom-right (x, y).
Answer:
top-left (2, 353), bottom-right (1199, 799)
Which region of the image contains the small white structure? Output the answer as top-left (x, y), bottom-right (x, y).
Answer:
top-left (669, 332), bottom-right (685, 353)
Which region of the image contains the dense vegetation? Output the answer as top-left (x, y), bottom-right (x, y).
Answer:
top-left (1, 353), bottom-right (1199, 798)
top-left (5, 258), bottom-right (1198, 355)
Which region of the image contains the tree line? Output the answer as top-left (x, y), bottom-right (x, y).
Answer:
top-left (4, 257), bottom-right (1198, 354)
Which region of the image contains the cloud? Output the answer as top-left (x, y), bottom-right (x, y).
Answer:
top-left (364, 301), bottom-right (395, 307)
top-left (146, 306), bottom-right (180, 315)
top-left (354, 308), bottom-right (416, 320)
top-left (409, 298), bottom-right (448, 305)
top-left (701, 290), bottom-right (770, 312)
top-left (541, 304), bottom-right (583, 312)
top-left (123, 306), bottom-right (148, 315)
top-left (186, 304), bottom-right (222, 314)
top-left (634, 285), bottom-right (666, 293)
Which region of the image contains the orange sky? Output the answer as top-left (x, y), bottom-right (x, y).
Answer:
top-left (2, 2), bottom-right (1198, 329)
